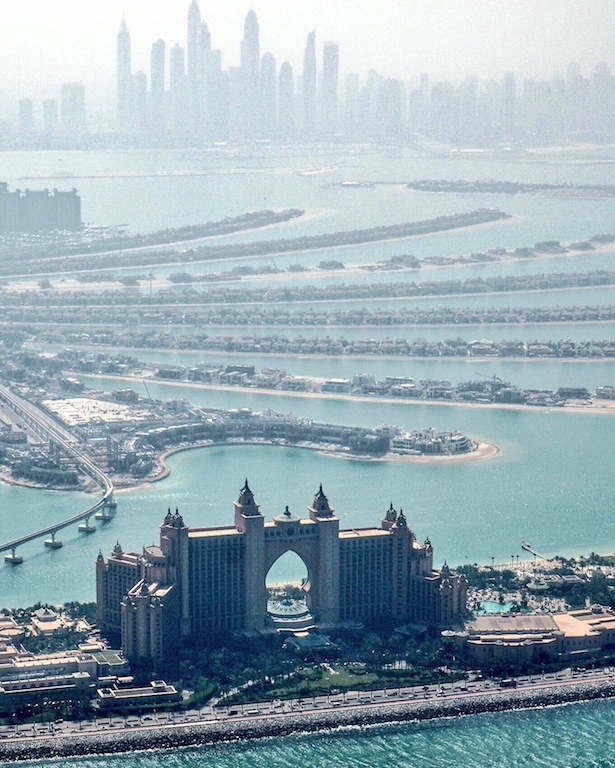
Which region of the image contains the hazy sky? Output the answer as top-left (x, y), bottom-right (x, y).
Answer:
top-left (2, 1), bottom-right (614, 113)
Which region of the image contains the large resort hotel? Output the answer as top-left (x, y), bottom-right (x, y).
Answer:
top-left (96, 482), bottom-right (467, 662)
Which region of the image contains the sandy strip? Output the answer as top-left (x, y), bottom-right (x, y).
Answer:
top-left (21, 279), bottom-right (612, 305)
top-left (65, 371), bottom-right (615, 416)
top-left (2, 212), bottom-right (513, 287)
top-left (58, 342), bottom-right (615, 364)
top-left (195, 232), bottom-right (615, 286)
top-left (151, 439), bottom-right (499, 473)
top-left (0, 438), bottom-right (499, 498)
top-left (8, 220), bottom-right (615, 293)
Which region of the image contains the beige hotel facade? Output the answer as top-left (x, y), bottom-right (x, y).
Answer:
top-left (96, 482), bottom-right (467, 662)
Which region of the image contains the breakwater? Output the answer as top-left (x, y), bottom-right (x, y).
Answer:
top-left (2, 680), bottom-right (615, 762)
top-left (0, 209), bottom-right (305, 264)
top-left (405, 179), bottom-right (615, 198)
top-left (0, 209), bottom-right (510, 277)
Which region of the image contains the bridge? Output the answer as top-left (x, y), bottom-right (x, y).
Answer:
top-left (0, 384), bottom-right (116, 564)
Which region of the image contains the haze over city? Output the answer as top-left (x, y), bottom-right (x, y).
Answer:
top-left (2, 1), bottom-right (615, 764)
top-left (2, 0), bottom-right (615, 112)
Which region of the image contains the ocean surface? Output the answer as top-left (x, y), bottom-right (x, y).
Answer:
top-left (3, 144), bottom-right (615, 600)
top-left (13, 699), bottom-right (615, 768)
top-left (2, 146), bottom-right (615, 765)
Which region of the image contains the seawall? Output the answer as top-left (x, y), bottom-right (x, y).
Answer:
top-left (2, 679), bottom-right (615, 762)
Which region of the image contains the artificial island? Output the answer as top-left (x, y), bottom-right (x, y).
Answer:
top-left (0, 347), bottom-right (494, 502)
top-left (2, 480), bottom-right (615, 762)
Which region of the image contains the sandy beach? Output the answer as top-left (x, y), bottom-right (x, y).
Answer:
top-left (0, 434), bottom-right (499, 498)
top-left (3, 210), bottom-right (513, 288)
top-left (66, 371), bottom-right (615, 416)
top-left (7, 221), bottom-right (615, 293)
top-left (118, 438), bottom-right (500, 497)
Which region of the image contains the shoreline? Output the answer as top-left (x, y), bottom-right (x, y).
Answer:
top-left (67, 371), bottom-right (615, 416)
top-left (72, 346), bottom-right (615, 364)
top-left (0, 208), bottom-right (307, 267)
top-left (8, 218), bottom-right (615, 293)
top-left (114, 439), bottom-right (501, 495)
top-left (0, 209), bottom-right (512, 282)
top-left (1, 679), bottom-right (614, 762)
top-left (18, 318), bottom-right (615, 331)
top-left (0, 439), bottom-right (500, 497)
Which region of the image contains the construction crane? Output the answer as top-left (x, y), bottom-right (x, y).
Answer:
top-left (474, 372), bottom-right (507, 394)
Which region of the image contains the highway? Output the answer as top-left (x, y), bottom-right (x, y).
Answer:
top-left (0, 666), bottom-right (614, 747)
top-left (0, 384), bottom-right (115, 562)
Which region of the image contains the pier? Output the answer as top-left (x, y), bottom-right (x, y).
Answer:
top-left (521, 542), bottom-right (549, 561)
top-left (0, 384), bottom-right (115, 564)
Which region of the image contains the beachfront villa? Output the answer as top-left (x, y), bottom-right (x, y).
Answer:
top-left (96, 482), bottom-right (467, 663)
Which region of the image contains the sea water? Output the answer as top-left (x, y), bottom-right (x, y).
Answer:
top-left (12, 699), bottom-right (615, 767)
top-left (2, 147), bottom-right (615, 766)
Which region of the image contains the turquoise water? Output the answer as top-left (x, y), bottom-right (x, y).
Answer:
top-left (26, 320), bottom-right (615, 343)
top-left (3, 147), bottom-right (615, 765)
top-left (29, 343), bottom-right (615, 392)
top-left (13, 699), bottom-right (615, 767)
top-left (2, 392), bottom-right (614, 606)
top-left (476, 601), bottom-right (517, 614)
top-left (3, 147), bottom-right (614, 610)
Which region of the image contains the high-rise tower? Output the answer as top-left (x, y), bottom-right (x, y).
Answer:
top-left (302, 31), bottom-right (317, 137)
top-left (241, 10), bottom-right (260, 81)
top-left (150, 39), bottom-right (166, 132)
top-left (278, 61), bottom-right (295, 139)
top-left (260, 53), bottom-right (277, 138)
top-left (169, 44), bottom-right (187, 135)
top-left (321, 41), bottom-right (339, 136)
top-left (186, 1), bottom-right (204, 136)
top-left (61, 83), bottom-right (86, 134)
top-left (116, 16), bottom-right (132, 128)
top-left (239, 10), bottom-right (261, 136)
top-left (187, 0), bottom-right (202, 84)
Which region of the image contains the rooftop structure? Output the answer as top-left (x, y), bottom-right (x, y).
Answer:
top-left (0, 183), bottom-right (81, 232)
top-left (462, 605), bottom-right (615, 665)
top-left (97, 483), bottom-right (467, 664)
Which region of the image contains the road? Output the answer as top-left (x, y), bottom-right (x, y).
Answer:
top-left (0, 384), bottom-right (114, 558)
top-left (1, 667), bottom-right (613, 744)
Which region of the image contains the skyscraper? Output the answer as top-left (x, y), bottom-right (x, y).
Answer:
top-left (187, 0), bottom-right (202, 85)
top-left (260, 53), bottom-right (277, 138)
top-left (18, 99), bottom-right (34, 136)
top-left (150, 39), bottom-right (166, 132)
top-left (321, 41), bottom-right (339, 136)
top-left (278, 61), bottom-right (295, 139)
top-left (42, 99), bottom-right (59, 135)
top-left (132, 71), bottom-right (148, 130)
top-left (116, 17), bottom-right (132, 128)
top-left (302, 31), bottom-right (317, 137)
top-left (240, 10), bottom-right (261, 136)
top-left (502, 72), bottom-right (516, 141)
top-left (341, 73), bottom-right (359, 140)
top-left (205, 48), bottom-right (228, 141)
top-left (196, 20), bottom-right (212, 137)
top-left (169, 44), bottom-right (187, 135)
top-left (186, 0), bottom-right (205, 135)
top-left (61, 83), bottom-right (86, 134)
top-left (241, 10), bottom-right (260, 81)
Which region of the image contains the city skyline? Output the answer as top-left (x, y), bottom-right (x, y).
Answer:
top-left (2, 0), bottom-right (615, 114)
top-left (5, 2), bottom-right (615, 148)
